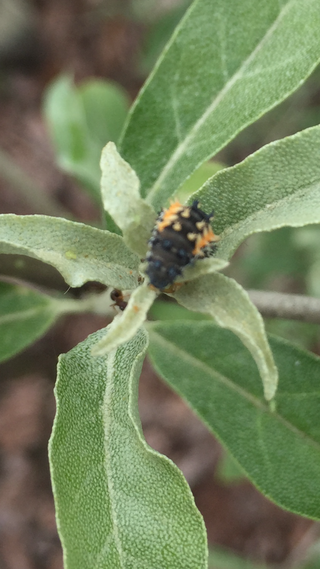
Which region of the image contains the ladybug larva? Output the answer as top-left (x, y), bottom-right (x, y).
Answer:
top-left (145, 200), bottom-right (219, 291)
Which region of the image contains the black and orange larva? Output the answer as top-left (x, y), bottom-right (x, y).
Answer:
top-left (145, 200), bottom-right (219, 291)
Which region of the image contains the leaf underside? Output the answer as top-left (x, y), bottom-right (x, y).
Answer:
top-left (174, 273), bottom-right (278, 400)
top-left (0, 215), bottom-right (140, 289)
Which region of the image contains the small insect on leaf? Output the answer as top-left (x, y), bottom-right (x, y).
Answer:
top-left (110, 288), bottom-right (128, 311)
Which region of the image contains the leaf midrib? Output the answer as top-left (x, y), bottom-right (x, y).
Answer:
top-left (146, 0), bottom-right (293, 202)
top-left (221, 181), bottom-right (320, 238)
top-left (0, 304), bottom-right (50, 325)
top-left (148, 328), bottom-right (320, 453)
top-left (101, 350), bottom-right (126, 569)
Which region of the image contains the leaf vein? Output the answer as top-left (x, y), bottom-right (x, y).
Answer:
top-left (147, 0), bottom-right (293, 202)
top-left (0, 305), bottom-right (48, 325)
top-left (149, 330), bottom-right (320, 453)
top-left (102, 350), bottom-right (126, 568)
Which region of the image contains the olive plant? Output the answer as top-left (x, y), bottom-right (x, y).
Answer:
top-left (1, 1), bottom-right (320, 567)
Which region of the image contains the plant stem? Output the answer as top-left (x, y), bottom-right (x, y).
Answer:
top-left (248, 290), bottom-right (320, 324)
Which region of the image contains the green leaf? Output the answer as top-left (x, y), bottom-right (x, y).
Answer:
top-left (174, 273), bottom-right (278, 400)
top-left (215, 450), bottom-right (246, 484)
top-left (100, 143), bottom-right (156, 256)
top-left (194, 125), bottom-right (320, 260)
top-left (0, 215), bottom-right (139, 289)
top-left (149, 300), bottom-right (211, 322)
top-left (148, 321), bottom-right (320, 519)
top-left (44, 76), bottom-right (129, 199)
top-left (79, 79), bottom-right (129, 147)
top-left (92, 282), bottom-right (157, 355)
top-left (0, 281), bottom-right (58, 362)
top-left (177, 161), bottom-right (225, 202)
top-left (50, 327), bottom-right (207, 569)
top-left (175, 256), bottom-right (229, 283)
top-left (120, 0), bottom-right (320, 210)
top-left (208, 546), bottom-right (268, 569)
top-left (44, 75), bottom-right (100, 198)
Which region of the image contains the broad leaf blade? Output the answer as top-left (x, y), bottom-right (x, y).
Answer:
top-left (174, 273), bottom-right (278, 400)
top-left (0, 281), bottom-right (58, 362)
top-left (148, 321), bottom-right (320, 519)
top-left (120, 0), bottom-right (320, 210)
top-left (194, 125), bottom-right (320, 260)
top-left (50, 327), bottom-right (207, 569)
top-left (0, 215), bottom-right (139, 289)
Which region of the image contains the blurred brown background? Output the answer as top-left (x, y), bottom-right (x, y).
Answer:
top-left (0, 1), bottom-right (320, 568)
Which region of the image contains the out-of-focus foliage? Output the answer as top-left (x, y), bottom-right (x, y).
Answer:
top-left (44, 76), bottom-right (129, 201)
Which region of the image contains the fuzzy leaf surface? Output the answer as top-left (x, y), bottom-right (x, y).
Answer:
top-left (92, 282), bottom-right (157, 355)
top-left (194, 126), bottom-right (320, 259)
top-left (148, 321), bottom-right (320, 519)
top-left (120, 0), bottom-right (320, 210)
top-left (0, 215), bottom-right (139, 289)
top-left (0, 282), bottom-right (59, 362)
top-left (174, 273), bottom-right (278, 400)
top-left (175, 256), bottom-right (228, 283)
top-left (50, 327), bottom-right (207, 569)
top-left (100, 143), bottom-right (156, 257)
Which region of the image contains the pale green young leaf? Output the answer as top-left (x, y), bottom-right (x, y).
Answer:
top-left (174, 273), bottom-right (278, 400)
top-left (100, 143), bottom-right (156, 256)
top-left (0, 215), bottom-right (139, 289)
top-left (120, 0), bottom-right (320, 210)
top-left (147, 321), bottom-right (320, 519)
top-left (50, 327), bottom-right (207, 569)
top-left (175, 256), bottom-right (228, 283)
top-left (92, 282), bottom-right (157, 355)
top-left (194, 126), bottom-right (320, 260)
top-left (0, 281), bottom-right (59, 362)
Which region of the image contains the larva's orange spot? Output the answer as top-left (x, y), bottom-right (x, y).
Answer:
top-left (192, 227), bottom-right (218, 255)
top-left (157, 200), bottom-right (184, 232)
